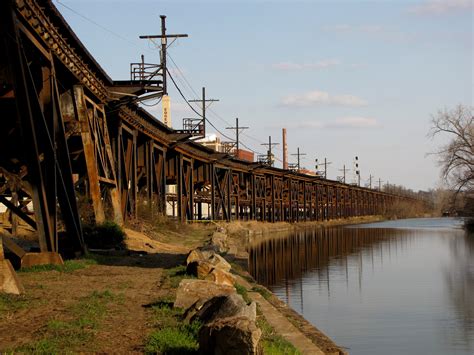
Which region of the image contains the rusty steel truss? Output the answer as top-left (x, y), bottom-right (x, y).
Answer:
top-left (0, 0), bottom-right (423, 268)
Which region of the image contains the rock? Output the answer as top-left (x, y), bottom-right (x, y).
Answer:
top-left (186, 260), bottom-right (214, 278)
top-left (207, 254), bottom-right (231, 272)
top-left (186, 248), bottom-right (215, 265)
top-left (199, 316), bottom-right (262, 355)
top-left (186, 249), bottom-right (205, 265)
top-left (210, 231), bottom-right (229, 254)
top-left (192, 294), bottom-right (257, 324)
top-left (205, 268), bottom-right (236, 287)
top-left (174, 279), bottom-right (235, 310)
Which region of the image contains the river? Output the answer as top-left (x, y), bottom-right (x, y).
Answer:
top-left (248, 218), bottom-right (474, 354)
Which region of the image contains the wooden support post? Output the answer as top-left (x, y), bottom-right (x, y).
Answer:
top-left (251, 173), bottom-right (256, 220)
top-left (210, 164), bottom-right (216, 220)
top-left (271, 176), bottom-right (275, 223)
top-left (73, 86), bottom-right (105, 223)
top-left (189, 159), bottom-right (194, 221)
top-left (227, 169), bottom-right (232, 222)
top-left (177, 154), bottom-right (184, 222)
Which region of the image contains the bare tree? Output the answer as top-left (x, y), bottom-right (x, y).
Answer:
top-left (429, 105), bottom-right (473, 195)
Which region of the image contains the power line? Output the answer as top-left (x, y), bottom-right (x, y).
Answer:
top-left (226, 118), bottom-right (249, 154)
top-left (188, 87), bottom-right (219, 138)
top-left (261, 136), bottom-right (279, 167)
top-left (291, 148), bottom-right (306, 172)
top-left (167, 53), bottom-right (200, 99)
top-left (55, 0), bottom-right (150, 52)
top-left (139, 15), bottom-right (188, 95)
top-left (167, 68), bottom-right (235, 142)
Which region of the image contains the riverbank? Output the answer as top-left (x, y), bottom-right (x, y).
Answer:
top-left (0, 217), bottom-right (378, 353)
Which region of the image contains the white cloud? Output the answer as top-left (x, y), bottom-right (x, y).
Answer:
top-left (272, 59), bottom-right (341, 71)
top-left (283, 116), bottom-right (379, 130)
top-left (408, 0), bottom-right (472, 15)
top-left (281, 90), bottom-right (368, 107)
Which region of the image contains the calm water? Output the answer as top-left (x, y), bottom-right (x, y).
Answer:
top-left (248, 218), bottom-right (474, 355)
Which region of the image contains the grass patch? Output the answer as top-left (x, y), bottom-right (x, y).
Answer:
top-left (145, 327), bottom-right (199, 354)
top-left (252, 285), bottom-right (273, 300)
top-left (164, 265), bottom-right (195, 289)
top-left (257, 316), bottom-right (301, 355)
top-left (235, 283), bottom-right (251, 304)
top-left (0, 294), bottom-right (31, 317)
top-left (19, 259), bottom-right (97, 273)
top-left (14, 290), bottom-right (116, 353)
top-left (145, 299), bottom-right (201, 354)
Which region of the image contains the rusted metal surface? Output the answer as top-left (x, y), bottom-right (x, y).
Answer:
top-left (0, 0), bottom-right (425, 278)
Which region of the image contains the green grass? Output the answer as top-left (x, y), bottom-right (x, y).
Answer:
top-left (19, 259), bottom-right (97, 273)
top-left (235, 283), bottom-right (251, 304)
top-left (257, 316), bottom-right (301, 355)
top-left (145, 327), bottom-right (199, 354)
top-left (0, 294), bottom-right (31, 316)
top-left (252, 285), bottom-right (273, 301)
top-left (14, 290), bottom-right (116, 353)
top-left (164, 265), bottom-right (195, 289)
top-left (145, 299), bottom-right (201, 354)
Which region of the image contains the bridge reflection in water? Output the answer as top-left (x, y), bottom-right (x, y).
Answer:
top-left (248, 220), bottom-right (473, 355)
top-left (248, 227), bottom-right (412, 292)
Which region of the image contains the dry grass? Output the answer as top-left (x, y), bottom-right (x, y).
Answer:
top-left (126, 200), bottom-right (215, 249)
top-left (382, 200), bottom-right (432, 219)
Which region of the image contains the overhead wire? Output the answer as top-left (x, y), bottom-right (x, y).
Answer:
top-left (55, 0), bottom-right (154, 54)
top-left (166, 68), bottom-right (235, 142)
top-left (56, 0), bottom-right (276, 160)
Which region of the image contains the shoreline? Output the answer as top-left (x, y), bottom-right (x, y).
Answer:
top-left (213, 216), bottom-right (387, 354)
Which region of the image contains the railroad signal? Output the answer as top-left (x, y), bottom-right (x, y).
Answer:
top-left (354, 156), bottom-right (360, 186)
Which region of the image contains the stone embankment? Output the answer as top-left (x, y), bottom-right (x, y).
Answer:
top-left (173, 223), bottom-right (350, 354)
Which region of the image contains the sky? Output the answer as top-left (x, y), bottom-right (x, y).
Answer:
top-left (53, 0), bottom-right (473, 191)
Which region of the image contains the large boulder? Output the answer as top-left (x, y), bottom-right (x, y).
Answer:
top-left (210, 231), bottom-right (229, 254)
top-left (186, 248), bottom-right (214, 265)
top-left (186, 260), bottom-right (215, 278)
top-left (207, 254), bottom-right (231, 272)
top-left (199, 316), bottom-right (262, 355)
top-left (205, 268), bottom-right (236, 287)
top-left (192, 294), bottom-right (257, 324)
top-left (174, 279), bottom-right (235, 310)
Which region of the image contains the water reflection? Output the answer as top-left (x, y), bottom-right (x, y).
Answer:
top-left (248, 219), bottom-right (474, 355)
top-left (249, 227), bottom-right (412, 288)
top-left (445, 232), bottom-right (474, 349)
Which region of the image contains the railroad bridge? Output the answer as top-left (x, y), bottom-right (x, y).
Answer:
top-left (0, 0), bottom-right (421, 288)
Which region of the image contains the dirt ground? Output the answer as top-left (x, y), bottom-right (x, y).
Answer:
top-left (0, 239), bottom-right (189, 353)
top-left (0, 220), bottom-right (215, 353)
top-left (0, 218), bottom-right (359, 353)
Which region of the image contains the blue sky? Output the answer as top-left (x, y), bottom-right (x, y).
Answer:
top-left (54, 0), bottom-right (473, 191)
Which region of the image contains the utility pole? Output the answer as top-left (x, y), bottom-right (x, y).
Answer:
top-left (339, 164), bottom-right (349, 184)
top-left (226, 118), bottom-right (249, 156)
top-left (139, 15), bottom-right (188, 95)
top-left (188, 87), bottom-right (219, 137)
top-left (261, 136), bottom-right (279, 167)
top-left (291, 148), bottom-right (306, 172)
top-left (378, 178), bottom-right (384, 191)
top-left (315, 158), bottom-right (331, 179)
top-left (324, 158), bottom-right (332, 179)
top-left (139, 16), bottom-right (188, 127)
top-left (369, 174), bottom-right (373, 189)
top-left (282, 128), bottom-right (288, 170)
